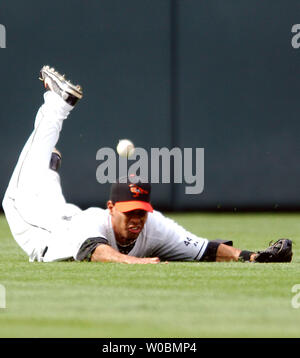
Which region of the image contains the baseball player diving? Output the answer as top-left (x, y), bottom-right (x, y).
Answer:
top-left (2, 66), bottom-right (293, 264)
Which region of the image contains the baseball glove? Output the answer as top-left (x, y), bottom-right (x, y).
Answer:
top-left (254, 239), bottom-right (293, 263)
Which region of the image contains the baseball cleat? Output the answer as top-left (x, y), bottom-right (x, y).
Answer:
top-left (39, 65), bottom-right (83, 106)
top-left (254, 238), bottom-right (293, 263)
top-left (49, 148), bottom-right (62, 172)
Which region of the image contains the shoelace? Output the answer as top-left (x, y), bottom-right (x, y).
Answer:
top-left (257, 239), bottom-right (282, 254)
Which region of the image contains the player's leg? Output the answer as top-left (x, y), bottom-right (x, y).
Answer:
top-left (2, 92), bottom-right (71, 260)
top-left (11, 91), bottom-right (73, 223)
top-left (44, 149), bottom-right (82, 219)
top-left (15, 66), bottom-right (82, 217)
top-left (2, 66), bottom-right (82, 261)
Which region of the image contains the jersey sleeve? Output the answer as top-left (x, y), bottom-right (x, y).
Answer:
top-left (147, 211), bottom-right (209, 261)
top-left (69, 208), bottom-right (110, 261)
top-left (76, 236), bottom-right (109, 261)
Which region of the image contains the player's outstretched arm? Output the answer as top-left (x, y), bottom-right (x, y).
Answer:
top-left (91, 244), bottom-right (160, 264)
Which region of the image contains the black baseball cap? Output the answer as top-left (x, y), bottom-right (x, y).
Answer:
top-left (109, 175), bottom-right (153, 213)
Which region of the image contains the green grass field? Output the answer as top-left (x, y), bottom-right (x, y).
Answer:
top-left (0, 212), bottom-right (300, 338)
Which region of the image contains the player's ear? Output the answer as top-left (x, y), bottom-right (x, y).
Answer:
top-left (107, 200), bottom-right (114, 214)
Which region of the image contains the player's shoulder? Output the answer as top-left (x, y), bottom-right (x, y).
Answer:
top-left (79, 207), bottom-right (109, 225)
top-left (84, 207), bottom-right (107, 216)
top-left (145, 210), bottom-right (180, 245)
top-left (148, 210), bottom-right (165, 221)
top-left (76, 207), bottom-right (110, 235)
top-left (146, 210), bottom-right (172, 230)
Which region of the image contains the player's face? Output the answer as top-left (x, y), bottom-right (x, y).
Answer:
top-left (107, 201), bottom-right (148, 244)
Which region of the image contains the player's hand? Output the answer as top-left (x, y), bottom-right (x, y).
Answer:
top-left (125, 256), bottom-right (161, 264)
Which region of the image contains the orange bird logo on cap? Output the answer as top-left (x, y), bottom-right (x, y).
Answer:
top-left (129, 184), bottom-right (149, 198)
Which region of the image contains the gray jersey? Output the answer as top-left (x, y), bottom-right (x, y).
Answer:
top-left (42, 208), bottom-right (208, 262)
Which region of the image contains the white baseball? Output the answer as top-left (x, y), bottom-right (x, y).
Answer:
top-left (117, 139), bottom-right (135, 157)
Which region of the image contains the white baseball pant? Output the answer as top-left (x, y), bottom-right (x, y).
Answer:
top-left (2, 91), bottom-right (81, 261)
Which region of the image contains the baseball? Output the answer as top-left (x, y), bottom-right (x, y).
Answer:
top-left (116, 139), bottom-right (135, 157)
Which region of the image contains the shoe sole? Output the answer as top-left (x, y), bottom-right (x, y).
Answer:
top-left (39, 66), bottom-right (83, 99)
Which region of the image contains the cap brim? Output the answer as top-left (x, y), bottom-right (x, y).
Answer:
top-left (115, 201), bottom-right (153, 213)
